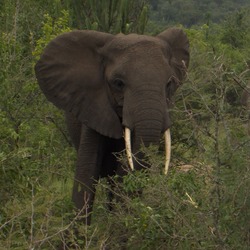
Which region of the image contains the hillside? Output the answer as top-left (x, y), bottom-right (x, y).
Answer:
top-left (149, 0), bottom-right (250, 27)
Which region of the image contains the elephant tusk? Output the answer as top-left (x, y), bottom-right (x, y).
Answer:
top-left (164, 129), bottom-right (171, 175)
top-left (124, 127), bottom-right (134, 171)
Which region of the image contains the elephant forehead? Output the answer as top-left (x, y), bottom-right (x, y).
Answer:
top-left (105, 34), bottom-right (168, 55)
top-left (106, 43), bottom-right (170, 68)
top-left (103, 34), bottom-right (172, 78)
top-left (109, 47), bottom-right (170, 73)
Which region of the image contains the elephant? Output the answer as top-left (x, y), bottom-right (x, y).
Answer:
top-left (35, 27), bottom-right (190, 225)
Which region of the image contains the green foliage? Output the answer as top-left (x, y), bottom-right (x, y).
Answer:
top-left (0, 0), bottom-right (249, 249)
top-left (0, 3), bottom-right (75, 248)
top-left (1, 179), bottom-right (73, 249)
top-left (169, 23), bottom-right (249, 249)
top-left (149, 0), bottom-right (250, 27)
top-left (220, 8), bottom-right (250, 49)
top-left (122, 170), bottom-right (150, 193)
top-left (69, 0), bottom-right (149, 34)
top-left (33, 10), bottom-right (71, 60)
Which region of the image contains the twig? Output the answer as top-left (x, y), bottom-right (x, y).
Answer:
top-left (35, 202), bottom-right (89, 246)
top-left (29, 182), bottom-right (35, 249)
top-left (233, 77), bottom-right (250, 93)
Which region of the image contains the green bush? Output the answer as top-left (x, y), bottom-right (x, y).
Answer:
top-left (0, 2), bottom-right (249, 249)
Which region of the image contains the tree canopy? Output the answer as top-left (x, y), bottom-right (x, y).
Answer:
top-left (149, 0), bottom-right (250, 27)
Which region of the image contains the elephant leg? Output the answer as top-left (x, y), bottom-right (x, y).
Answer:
top-left (100, 138), bottom-right (126, 211)
top-left (72, 124), bottom-right (104, 225)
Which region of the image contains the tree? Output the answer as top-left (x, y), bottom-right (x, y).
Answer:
top-left (70, 0), bottom-right (149, 34)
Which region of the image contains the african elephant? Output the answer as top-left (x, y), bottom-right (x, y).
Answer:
top-left (35, 28), bottom-right (190, 225)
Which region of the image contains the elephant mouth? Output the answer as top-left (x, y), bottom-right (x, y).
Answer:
top-left (124, 127), bottom-right (171, 175)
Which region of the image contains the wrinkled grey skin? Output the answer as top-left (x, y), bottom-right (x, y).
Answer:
top-left (35, 28), bottom-right (189, 225)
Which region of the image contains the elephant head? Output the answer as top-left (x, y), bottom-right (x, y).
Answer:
top-left (35, 28), bottom-right (189, 174)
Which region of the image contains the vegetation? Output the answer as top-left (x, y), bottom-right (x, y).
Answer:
top-left (0, 0), bottom-right (249, 249)
top-left (149, 0), bottom-right (250, 27)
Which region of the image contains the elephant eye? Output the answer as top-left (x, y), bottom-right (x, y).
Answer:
top-left (112, 79), bottom-right (125, 91)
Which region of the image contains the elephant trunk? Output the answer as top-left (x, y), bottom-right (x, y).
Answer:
top-left (133, 119), bottom-right (162, 152)
top-left (123, 87), bottom-right (172, 174)
top-left (124, 105), bottom-right (171, 174)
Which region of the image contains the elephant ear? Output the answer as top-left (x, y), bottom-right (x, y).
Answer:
top-left (35, 30), bottom-right (123, 139)
top-left (157, 28), bottom-right (190, 95)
